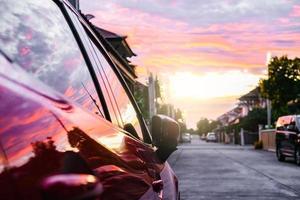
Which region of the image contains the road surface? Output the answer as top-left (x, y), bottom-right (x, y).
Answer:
top-left (168, 135), bottom-right (300, 200)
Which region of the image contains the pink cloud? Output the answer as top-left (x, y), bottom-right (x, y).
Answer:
top-left (81, 1), bottom-right (300, 121)
top-left (290, 5), bottom-right (300, 17)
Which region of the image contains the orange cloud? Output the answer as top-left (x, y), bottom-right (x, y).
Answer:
top-left (82, 1), bottom-right (300, 123)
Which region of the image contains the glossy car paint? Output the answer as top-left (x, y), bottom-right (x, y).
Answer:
top-left (0, 54), bottom-right (177, 200)
top-left (0, 1), bottom-right (178, 199)
top-left (40, 174), bottom-right (103, 199)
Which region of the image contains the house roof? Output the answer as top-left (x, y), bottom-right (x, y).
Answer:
top-left (82, 20), bottom-right (138, 81)
top-left (94, 26), bottom-right (136, 58)
top-left (217, 106), bottom-right (243, 126)
top-left (68, 1), bottom-right (138, 83)
top-left (239, 87), bottom-right (260, 101)
top-left (94, 26), bottom-right (124, 39)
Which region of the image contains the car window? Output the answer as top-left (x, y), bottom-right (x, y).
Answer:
top-left (63, 7), bottom-right (144, 140)
top-left (64, 6), bottom-right (121, 126)
top-left (0, 0), bottom-right (104, 117)
top-left (89, 40), bottom-right (144, 140)
top-left (297, 117), bottom-right (300, 128)
top-left (276, 117), bottom-right (291, 131)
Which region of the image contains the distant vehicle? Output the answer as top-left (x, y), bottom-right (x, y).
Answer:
top-left (182, 133), bottom-right (192, 143)
top-left (206, 132), bottom-right (217, 142)
top-left (200, 134), bottom-right (206, 140)
top-left (275, 115), bottom-right (300, 166)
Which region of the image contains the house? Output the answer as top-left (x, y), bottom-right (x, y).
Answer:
top-left (238, 87), bottom-right (266, 116)
top-left (216, 87), bottom-right (266, 144)
top-left (216, 106), bottom-right (243, 144)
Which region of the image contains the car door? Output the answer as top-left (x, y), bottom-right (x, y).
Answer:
top-left (0, 0), bottom-right (162, 199)
top-left (0, 140), bottom-right (15, 200)
top-left (287, 118), bottom-right (298, 154)
top-left (277, 117), bottom-right (294, 156)
top-left (0, 0), bottom-right (110, 198)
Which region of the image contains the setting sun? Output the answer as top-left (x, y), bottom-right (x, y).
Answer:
top-left (168, 71), bottom-right (261, 100)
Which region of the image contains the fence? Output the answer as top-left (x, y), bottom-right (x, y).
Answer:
top-left (243, 130), bottom-right (258, 145)
top-left (259, 129), bottom-right (276, 151)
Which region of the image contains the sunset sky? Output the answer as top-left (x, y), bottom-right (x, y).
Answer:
top-left (81, 0), bottom-right (300, 128)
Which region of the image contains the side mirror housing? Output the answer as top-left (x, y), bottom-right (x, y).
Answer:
top-left (151, 115), bottom-right (180, 162)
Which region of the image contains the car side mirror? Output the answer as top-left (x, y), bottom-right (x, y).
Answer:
top-left (151, 115), bottom-right (180, 162)
top-left (40, 174), bottom-right (103, 200)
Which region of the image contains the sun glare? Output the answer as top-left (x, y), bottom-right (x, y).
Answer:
top-left (168, 71), bottom-right (260, 100)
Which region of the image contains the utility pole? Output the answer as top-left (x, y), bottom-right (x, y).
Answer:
top-left (266, 52), bottom-right (272, 128)
top-left (148, 73), bottom-right (156, 119)
top-left (267, 100), bottom-right (272, 128)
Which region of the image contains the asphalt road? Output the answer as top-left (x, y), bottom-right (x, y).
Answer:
top-left (168, 135), bottom-right (300, 200)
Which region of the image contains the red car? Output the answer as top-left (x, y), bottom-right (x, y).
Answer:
top-left (0, 0), bottom-right (179, 199)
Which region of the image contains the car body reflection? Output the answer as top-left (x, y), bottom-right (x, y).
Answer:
top-left (0, 72), bottom-right (163, 200)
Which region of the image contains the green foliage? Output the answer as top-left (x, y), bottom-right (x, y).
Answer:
top-left (175, 108), bottom-right (183, 121)
top-left (155, 77), bottom-right (161, 99)
top-left (224, 123), bottom-right (240, 133)
top-left (157, 104), bottom-right (172, 116)
top-left (178, 121), bottom-right (187, 134)
top-left (196, 118), bottom-right (209, 135)
top-left (260, 56), bottom-right (300, 111)
top-left (209, 120), bottom-right (220, 131)
top-left (187, 128), bottom-right (196, 134)
top-left (133, 87), bottom-right (149, 120)
top-left (196, 118), bottom-right (220, 135)
top-left (239, 108), bottom-right (268, 132)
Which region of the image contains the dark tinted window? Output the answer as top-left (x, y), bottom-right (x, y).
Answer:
top-left (0, 0), bottom-right (104, 117)
top-left (64, 7), bottom-right (144, 140)
top-left (65, 7), bottom-right (121, 125)
top-left (90, 40), bottom-right (144, 140)
top-left (297, 117), bottom-right (300, 128)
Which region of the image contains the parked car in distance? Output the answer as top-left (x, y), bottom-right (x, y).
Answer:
top-left (275, 115), bottom-right (300, 166)
top-left (200, 134), bottom-right (206, 140)
top-left (181, 133), bottom-right (192, 143)
top-left (206, 132), bottom-right (217, 142)
top-left (0, 1), bottom-right (180, 199)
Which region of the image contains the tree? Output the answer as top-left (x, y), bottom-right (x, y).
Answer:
top-left (196, 118), bottom-right (220, 135)
top-left (155, 76), bottom-right (161, 99)
top-left (134, 86), bottom-right (149, 120)
top-left (196, 118), bottom-right (210, 135)
top-left (209, 120), bottom-right (220, 132)
top-left (175, 108), bottom-right (183, 121)
top-left (187, 128), bottom-right (196, 134)
top-left (260, 56), bottom-right (300, 112)
top-left (239, 108), bottom-right (269, 132)
top-left (178, 121), bottom-right (187, 134)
